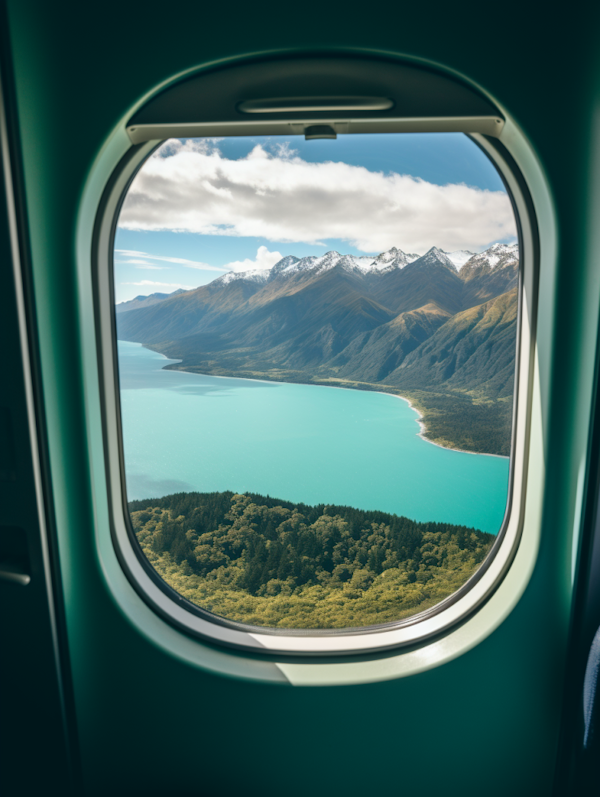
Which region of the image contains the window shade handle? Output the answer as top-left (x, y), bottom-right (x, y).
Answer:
top-left (237, 96), bottom-right (394, 114)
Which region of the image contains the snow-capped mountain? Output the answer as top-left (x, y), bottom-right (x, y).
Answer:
top-left (214, 246), bottom-right (424, 286)
top-left (461, 243), bottom-right (519, 273)
top-left (367, 247), bottom-right (422, 271)
top-left (277, 247), bottom-right (423, 276)
top-left (213, 243), bottom-right (517, 287)
top-left (267, 249), bottom-right (390, 279)
top-left (409, 246), bottom-right (457, 271)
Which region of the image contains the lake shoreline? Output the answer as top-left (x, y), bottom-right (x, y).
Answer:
top-left (134, 342), bottom-right (509, 461)
top-left (387, 394), bottom-right (509, 460)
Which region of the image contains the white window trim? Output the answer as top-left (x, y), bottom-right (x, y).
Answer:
top-left (75, 102), bottom-right (554, 683)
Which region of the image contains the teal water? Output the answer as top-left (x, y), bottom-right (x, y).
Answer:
top-left (118, 341), bottom-right (510, 534)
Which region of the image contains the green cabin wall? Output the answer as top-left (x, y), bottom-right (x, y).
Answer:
top-left (5, 1), bottom-right (600, 794)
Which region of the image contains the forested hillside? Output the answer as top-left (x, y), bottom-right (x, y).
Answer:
top-left (117, 243), bottom-right (519, 455)
top-left (129, 491), bottom-right (494, 629)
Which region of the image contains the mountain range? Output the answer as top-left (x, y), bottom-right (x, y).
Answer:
top-left (116, 243), bottom-right (519, 456)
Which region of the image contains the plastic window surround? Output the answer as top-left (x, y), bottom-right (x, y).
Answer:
top-left (93, 124), bottom-right (537, 659)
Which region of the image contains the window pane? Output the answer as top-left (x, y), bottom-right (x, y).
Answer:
top-left (114, 133), bottom-right (518, 630)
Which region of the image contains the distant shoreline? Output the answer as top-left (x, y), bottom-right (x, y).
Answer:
top-left (121, 340), bottom-right (509, 461)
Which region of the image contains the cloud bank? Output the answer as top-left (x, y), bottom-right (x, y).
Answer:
top-left (118, 139), bottom-right (517, 254)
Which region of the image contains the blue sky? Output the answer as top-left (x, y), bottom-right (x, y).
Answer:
top-left (115, 133), bottom-right (515, 303)
top-left (215, 133), bottom-right (505, 190)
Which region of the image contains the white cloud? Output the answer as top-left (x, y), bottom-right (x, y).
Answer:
top-left (114, 258), bottom-right (159, 265)
top-left (118, 139), bottom-right (517, 253)
top-left (115, 249), bottom-right (228, 271)
top-left (115, 258), bottom-right (169, 269)
top-left (224, 245), bottom-right (283, 273)
top-left (122, 280), bottom-right (194, 289)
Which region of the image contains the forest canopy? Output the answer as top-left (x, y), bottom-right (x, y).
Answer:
top-left (129, 491), bottom-right (494, 629)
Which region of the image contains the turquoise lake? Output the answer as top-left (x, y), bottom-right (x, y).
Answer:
top-left (118, 340), bottom-right (510, 534)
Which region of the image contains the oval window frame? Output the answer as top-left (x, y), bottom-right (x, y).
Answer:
top-left (93, 56), bottom-right (538, 657)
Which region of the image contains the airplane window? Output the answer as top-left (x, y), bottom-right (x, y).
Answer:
top-left (112, 133), bottom-right (520, 632)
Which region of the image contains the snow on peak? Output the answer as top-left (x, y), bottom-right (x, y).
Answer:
top-left (462, 242), bottom-right (519, 271)
top-left (415, 246), bottom-right (458, 271)
top-left (212, 243), bottom-right (517, 287)
top-left (214, 268), bottom-right (270, 286)
top-left (313, 250), bottom-right (342, 271)
top-left (270, 250), bottom-right (368, 278)
top-left (217, 246), bottom-right (432, 285)
top-left (263, 246), bottom-right (427, 281)
top-left (488, 242), bottom-right (518, 253)
top-left (269, 252), bottom-right (334, 278)
top-left (374, 247), bottom-right (400, 265)
top-left (269, 255), bottom-right (302, 277)
top-left (368, 247), bottom-right (421, 272)
top-left (443, 250), bottom-right (476, 270)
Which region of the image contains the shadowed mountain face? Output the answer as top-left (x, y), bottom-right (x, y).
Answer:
top-left (367, 248), bottom-right (463, 316)
top-left (116, 243), bottom-right (519, 455)
top-left (460, 244), bottom-right (519, 308)
top-left (330, 302), bottom-right (452, 383)
top-left (383, 288), bottom-right (518, 397)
